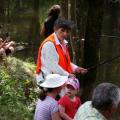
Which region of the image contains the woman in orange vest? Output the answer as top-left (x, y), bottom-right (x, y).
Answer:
top-left (36, 18), bottom-right (88, 84)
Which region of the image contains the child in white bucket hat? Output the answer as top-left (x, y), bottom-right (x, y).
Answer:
top-left (34, 74), bottom-right (68, 120)
top-left (58, 77), bottom-right (81, 120)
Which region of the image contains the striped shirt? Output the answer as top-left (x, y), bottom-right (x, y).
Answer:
top-left (34, 96), bottom-right (59, 120)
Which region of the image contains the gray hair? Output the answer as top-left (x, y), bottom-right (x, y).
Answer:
top-left (92, 83), bottom-right (120, 111)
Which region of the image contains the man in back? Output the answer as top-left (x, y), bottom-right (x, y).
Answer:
top-left (74, 82), bottom-right (120, 120)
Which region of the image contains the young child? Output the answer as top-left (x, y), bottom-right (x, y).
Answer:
top-left (58, 77), bottom-right (81, 120)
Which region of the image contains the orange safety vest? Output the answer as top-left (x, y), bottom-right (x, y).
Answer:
top-left (36, 33), bottom-right (72, 74)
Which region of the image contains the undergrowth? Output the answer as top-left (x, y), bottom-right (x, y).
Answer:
top-left (0, 57), bottom-right (39, 120)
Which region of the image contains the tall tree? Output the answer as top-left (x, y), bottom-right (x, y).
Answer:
top-left (68, 0), bottom-right (77, 63)
top-left (82, 0), bottom-right (105, 101)
top-left (75, 0), bottom-right (88, 66)
top-left (106, 7), bottom-right (119, 78)
top-left (0, 0), bottom-right (5, 22)
top-left (60, 0), bottom-right (68, 19)
top-left (28, 0), bottom-right (40, 61)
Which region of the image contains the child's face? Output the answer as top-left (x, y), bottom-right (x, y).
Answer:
top-left (65, 84), bottom-right (78, 97)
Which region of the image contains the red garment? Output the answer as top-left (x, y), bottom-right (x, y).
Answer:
top-left (36, 33), bottom-right (72, 74)
top-left (58, 95), bottom-right (81, 119)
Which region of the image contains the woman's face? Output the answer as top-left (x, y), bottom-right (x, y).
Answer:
top-left (55, 28), bottom-right (69, 42)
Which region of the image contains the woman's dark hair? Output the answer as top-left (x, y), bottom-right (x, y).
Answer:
top-left (54, 18), bottom-right (74, 30)
top-left (38, 88), bottom-right (54, 100)
top-left (48, 5), bottom-right (60, 17)
top-left (92, 83), bottom-right (120, 111)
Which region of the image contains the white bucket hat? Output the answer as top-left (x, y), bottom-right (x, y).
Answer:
top-left (40, 74), bottom-right (68, 88)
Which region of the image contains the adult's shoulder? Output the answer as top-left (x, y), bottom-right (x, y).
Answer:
top-left (42, 41), bottom-right (55, 48)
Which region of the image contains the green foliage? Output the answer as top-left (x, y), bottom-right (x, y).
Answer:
top-left (0, 57), bottom-right (39, 120)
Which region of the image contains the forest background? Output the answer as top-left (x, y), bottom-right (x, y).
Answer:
top-left (0, 0), bottom-right (120, 120)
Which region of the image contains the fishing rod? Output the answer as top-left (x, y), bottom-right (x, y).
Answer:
top-left (87, 54), bottom-right (120, 71)
top-left (72, 34), bottom-right (120, 40)
top-left (101, 34), bottom-right (120, 39)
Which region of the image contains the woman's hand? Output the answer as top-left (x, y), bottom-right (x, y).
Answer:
top-left (75, 67), bottom-right (88, 74)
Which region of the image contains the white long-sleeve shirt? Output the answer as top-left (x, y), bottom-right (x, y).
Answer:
top-left (36, 33), bottom-right (78, 84)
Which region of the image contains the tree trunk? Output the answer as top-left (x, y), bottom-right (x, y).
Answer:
top-left (82, 0), bottom-right (105, 101)
top-left (69, 0), bottom-right (77, 63)
top-left (75, 0), bottom-right (88, 66)
top-left (60, 0), bottom-right (68, 19)
top-left (105, 7), bottom-right (119, 81)
top-left (28, 0), bottom-right (40, 62)
top-left (0, 0), bottom-right (5, 22)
